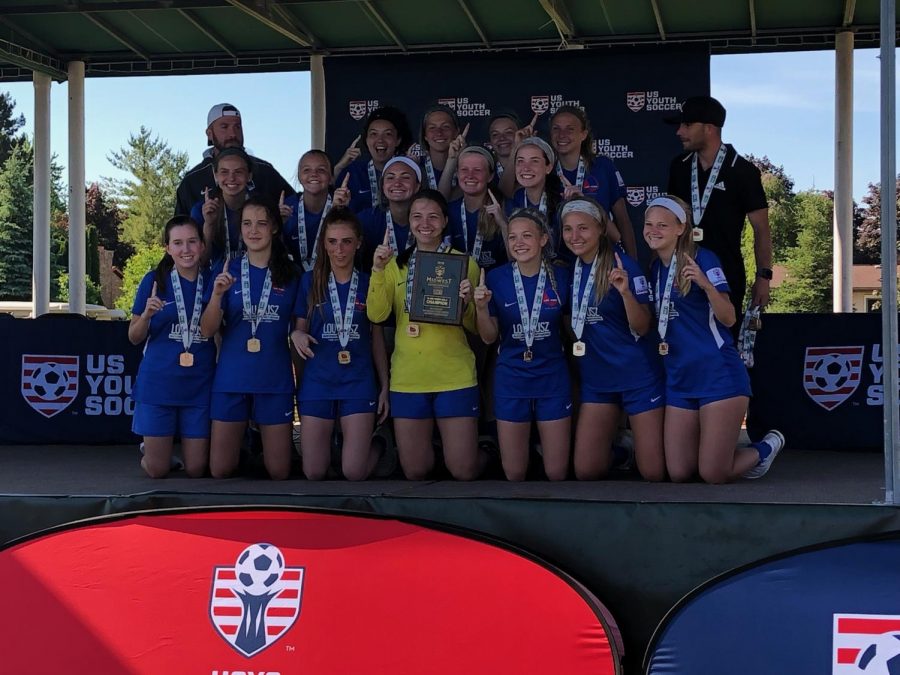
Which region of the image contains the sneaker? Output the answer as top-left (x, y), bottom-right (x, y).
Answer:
top-left (742, 430), bottom-right (785, 479)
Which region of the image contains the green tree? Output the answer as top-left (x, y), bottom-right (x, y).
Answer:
top-left (855, 176), bottom-right (900, 264)
top-left (769, 190), bottom-right (834, 313)
top-left (106, 127), bottom-right (188, 249)
top-left (115, 242), bottom-right (164, 313)
top-left (0, 140), bottom-right (34, 299)
top-left (55, 271), bottom-right (102, 305)
top-left (0, 92), bottom-right (26, 167)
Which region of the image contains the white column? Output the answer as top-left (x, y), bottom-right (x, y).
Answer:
top-left (31, 72), bottom-right (51, 318)
top-left (833, 31), bottom-right (853, 312)
top-left (310, 54), bottom-right (326, 149)
top-left (67, 61), bottom-right (86, 314)
top-left (879, 0), bottom-right (899, 504)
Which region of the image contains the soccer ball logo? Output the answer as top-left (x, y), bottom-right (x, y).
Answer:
top-left (811, 354), bottom-right (853, 391)
top-left (210, 542), bottom-right (304, 657)
top-left (803, 346), bottom-right (864, 411)
top-left (31, 362), bottom-right (71, 399)
top-left (856, 632), bottom-right (900, 673)
top-left (235, 543), bottom-right (284, 596)
top-left (21, 354), bottom-right (79, 418)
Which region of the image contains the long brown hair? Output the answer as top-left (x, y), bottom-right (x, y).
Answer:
top-left (306, 206), bottom-right (363, 321)
top-left (551, 105), bottom-right (596, 165)
top-left (560, 197), bottom-right (614, 303)
top-left (154, 216), bottom-right (204, 295)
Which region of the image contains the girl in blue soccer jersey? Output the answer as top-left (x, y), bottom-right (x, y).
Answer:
top-left (448, 146), bottom-right (508, 272)
top-left (474, 208), bottom-right (571, 481)
top-left (128, 216), bottom-right (215, 478)
top-left (561, 197), bottom-right (666, 482)
top-left (357, 156), bottom-right (422, 270)
top-left (418, 104), bottom-right (465, 198)
top-left (334, 106), bottom-right (414, 213)
top-left (643, 195), bottom-right (784, 483)
top-left (200, 196), bottom-right (302, 480)
top-left (279, 150), bottom-right (351, 271)
top-left (550, 105), bottom-right (637, 258)
top-left (508, 138), bottom-right (563, 260)
top-left (191, 147), bottom-right (254, 266)
top-left (291, 207), bottom-right (390, 480)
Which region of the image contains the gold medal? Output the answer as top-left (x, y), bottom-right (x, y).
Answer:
top-left (179, 352), bottom-right (194, 367)
top-left (338, 350), bottom-right (351, 365)
top-left (658, 341), bottom-right (669, 356)
top-left (247, 337), bottom-right (261, 353)
top-left (692, 227), bottom-right (704, 242)
top-left (573, 341), bottom-right (586, 357)
top-left (407, 323), bottom-right (420, 338)
top-left (523, 350), bottom-right (533, 363)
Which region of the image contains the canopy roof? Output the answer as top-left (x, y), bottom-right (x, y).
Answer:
top-left (0, 0), bottom-right (893, 82)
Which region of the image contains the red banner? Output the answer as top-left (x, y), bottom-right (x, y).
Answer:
top-left (0, 508), bottom-right (621, 674)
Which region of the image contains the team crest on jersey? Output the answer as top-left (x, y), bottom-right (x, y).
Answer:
top-left (531, 96), bottom-right (550, 114)
top-left (20, 354), bottom-right (79, 418)
top-left (348, 100), bottom-right (368, 121)
top-left (626, 91), bottom-right (646, 112)
top-left (803, 346), bottom-right (864, 411)
top-left (210, 543), bottom-right (304, 658)
top-left (627, 186), bottom-right (646, 207)
top-left (633, 275), bottom-right (648, 295)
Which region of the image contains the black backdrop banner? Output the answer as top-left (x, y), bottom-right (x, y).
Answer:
top-left (1, 316), bottom-right (141, 445)
top-left (324, 49), bottom-right (710, 257)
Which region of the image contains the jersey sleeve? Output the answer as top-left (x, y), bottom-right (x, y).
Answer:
top-left (132, 271), bottom-right (155, 316)
top-left (366, 262), bottom-right (396, 323)
top-left (699, 248), bottom-right (731, 292)
top-left (624, 255), bottom-right (651, 304)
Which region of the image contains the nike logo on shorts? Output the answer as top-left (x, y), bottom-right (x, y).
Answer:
top-left (651, 395), bottom-right (662, 403)
top-left (566, 403), bottom-right (572, 410)
top-left (472, 406), bottom-right (479, 411)
top-left (504, 301), bottom-right (517, 308)
top-left (368, 401), bottom-right (376, 407)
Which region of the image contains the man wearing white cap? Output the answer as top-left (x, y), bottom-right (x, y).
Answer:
top-left (174, 103), bottom-right (294, 216)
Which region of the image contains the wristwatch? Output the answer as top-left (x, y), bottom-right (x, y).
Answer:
top-left (756, 267), bottom-right (773, 280)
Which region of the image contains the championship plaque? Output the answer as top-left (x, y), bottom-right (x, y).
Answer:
top-left (409, 251), bottom-right (466, 326)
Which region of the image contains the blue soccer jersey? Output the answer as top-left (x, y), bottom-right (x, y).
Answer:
top-left (572, 252), bottom-right (662, 392)
top-left (358, 206), bottom-right (412, 270)
top-left (204, 256), bottom-right (301, 394)
top-left (132, 270), bottom-right (216, 406)
top-left (650, 247), bottom-right (747, 396)
top-left (281, 194), bottom-right (326, 265)
top-left (487, 262), bottom-right (570, 398)
top-left (448, 197), bottom-right (508, 272)
top-left (295, 271), bottom-right (377, 402)
top-left (506, 188), bottom-right (571, 266)
top-left (557, 156), bottom-right (627, 215)
top-left (336, 157), bottom-right (381, 213)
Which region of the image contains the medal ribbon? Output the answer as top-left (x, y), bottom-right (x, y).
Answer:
top-left (460, 200), bottom-right (484, 263)
top-left (298, 194), bottom-right (333, 271)
top-left (691, 143), bottom-right (728, 225)
top-left (328, 269), bottom-right (358, 350)
top-left (571, 254), bottom-right (599, 341)
top-left (241, 255), bottom-right (273, 340)
top-left (513, 262), bottom-right (547, 352)
top-left (367, 160), bottom-right (380, 208)
top-left (655, 256), bottom-right (678, 344)
top-left (170, 269), bottom-right (203, 353)
top-left (556, 157), bottom-right (585, 192)
top-left (424, 154), bottom-right (438, 190)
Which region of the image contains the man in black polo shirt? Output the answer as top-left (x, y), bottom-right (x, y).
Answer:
top-left (666, 96), bottom-right (773, 323)
top-left (174, 103), bottom-right (294, 216)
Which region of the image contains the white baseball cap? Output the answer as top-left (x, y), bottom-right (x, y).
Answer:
top-left (207, 103), bottom-right (241, 127)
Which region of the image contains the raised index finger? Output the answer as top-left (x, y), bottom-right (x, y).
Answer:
top-left (530, 112), bottom-right (539, 127)
top-left (383, 227), bottom-right (391, 246)
top-left (614, 252), bottom-right (623, 269)
top-left (150, 281), bottom-right (158, 297)
top-left (351, 134), bottom-right (361, 148)
top-left (279, 190), bottom-right (285, 207)
top-left (683, 253), bottom-right (696, 266)
top-left (341, 172), bottom-right (350, 189)
top-left (462, 123), bottom-right (470, 138)
top-left (479, 268), bottom-right (485, 286)
top-left (488, 190), bottom-right (499, 207)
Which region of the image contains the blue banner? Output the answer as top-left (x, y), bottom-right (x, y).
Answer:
top-left (645, 534), bottom-right (900, 674)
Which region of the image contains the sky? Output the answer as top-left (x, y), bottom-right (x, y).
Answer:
top-left (0, 48), bottom-right (897, 203)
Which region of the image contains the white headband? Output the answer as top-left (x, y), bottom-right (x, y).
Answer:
top-left (383, 156), bottom-right (423, 183)
top-left (646, 197), bottom-right (687, 224)
top-left (516, 136), bottom-right (556, 166)
top-left (560, 198), bottom-right (604, 223)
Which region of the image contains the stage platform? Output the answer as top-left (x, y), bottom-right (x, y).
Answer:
top-left (2, 446), bottom-right (898, 674)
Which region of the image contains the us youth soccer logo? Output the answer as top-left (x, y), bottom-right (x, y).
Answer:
top-left (626, 91), bottom-right (646, 112)
top-left (626, 186), bottom-right (646, 207)
top-left (210, 543), bottom-right (304, 657)
top-left (531, 95), bottom-right (550, 114)
top-left (833, 614), bottom-right (900, 673)
top-left (803, 346), bottom-right (864, 411)
top-left (20, 354), bottom-right (79, 418)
